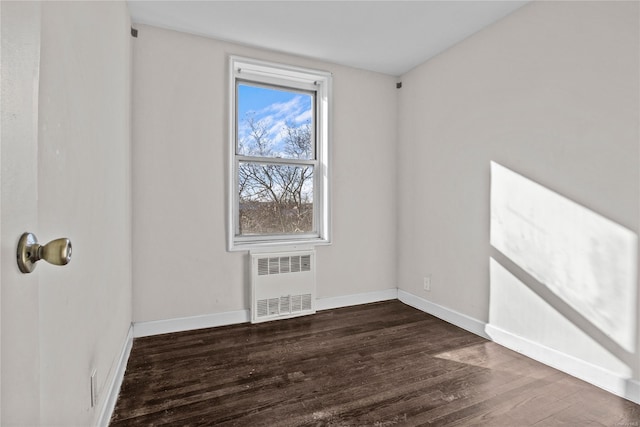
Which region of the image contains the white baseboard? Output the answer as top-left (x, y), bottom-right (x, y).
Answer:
top-left (626, 379), bottom-right (640, 404)
top-left (133, 289), bottom-right (399, 338)
top-left (397, 289), bottom-right (640, 405)
top-left (315, 288), bottom-right (398, 311)
top-left (486, 324), bottom-right (640, 405)
top-left (397, 289), bottom-right (490, 339)
top-left (127, 289), bottom-right (640, 409)
top-left (97, 325), bottom-right (134, 427)
top-left (133, 309), bottom-right (251, 338)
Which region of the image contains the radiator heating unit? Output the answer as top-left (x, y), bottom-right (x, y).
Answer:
top-left (250, 250), bottom-right (316, 323)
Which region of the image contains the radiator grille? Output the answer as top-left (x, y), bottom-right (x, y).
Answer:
top-left (251, 250), bottom-right (316, 323)
top-left (257, 255), bottom-right (311, 276)
top-left (255, 293), bottom-right (313, 319)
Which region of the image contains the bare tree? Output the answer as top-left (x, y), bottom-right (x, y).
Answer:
top-left (238, 115), bottom-right (313, 235)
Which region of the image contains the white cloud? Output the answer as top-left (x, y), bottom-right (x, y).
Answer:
top-left (265, 96), bottom-right (305, 119)
top-left (294, 109), bottom-right (312, 123)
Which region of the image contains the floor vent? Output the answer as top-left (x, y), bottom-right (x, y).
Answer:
top-left (251, 250), bottom-right (316, 323)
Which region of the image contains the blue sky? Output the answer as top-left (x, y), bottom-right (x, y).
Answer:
top-left (238, 84), bottom-right (306, 118)
top-left (237, 84), bottom-right (313, 152)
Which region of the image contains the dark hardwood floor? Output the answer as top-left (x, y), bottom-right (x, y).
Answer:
top-left (110, 301), bottom-right (640, 426)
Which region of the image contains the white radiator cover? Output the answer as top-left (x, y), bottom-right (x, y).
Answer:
top-left (250, 250), bottom-right (316, 323)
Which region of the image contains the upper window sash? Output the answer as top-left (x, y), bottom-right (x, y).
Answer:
top-left (235, 81), bottom-right (317, 161)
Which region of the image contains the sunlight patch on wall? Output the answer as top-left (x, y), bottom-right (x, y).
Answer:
top-left (488, 257), bottom-right (633, 376)
top-left (490, 162), bottom-right (637, 352)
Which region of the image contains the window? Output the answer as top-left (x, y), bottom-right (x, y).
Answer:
top-left (228, 57), bottom-right (331, 250)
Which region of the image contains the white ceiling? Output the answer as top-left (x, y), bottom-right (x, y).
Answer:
top-left (127, 1), bottom-right (529, 76)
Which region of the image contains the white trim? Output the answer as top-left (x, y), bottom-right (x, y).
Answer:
top-left (96, 325), bottom-right (134, 427)
top-left (128, 289), bottom-right (640, 406)
top-left (316, 288), bottom-right (398, 311)
top-left (133, 310), bottom-right (250, 338)
top-left (626, 379), bottom-right (640, 404)
top-left (397, 289), bottom-right (640, 404)
top-left (133, 289), bottom-right (397, 338)
top-left (397, 289), bottom-right (490, 339)
top-left (485, 324), bottom-right (640, 405)
top-left (227, 55), bottom-right (332, 251)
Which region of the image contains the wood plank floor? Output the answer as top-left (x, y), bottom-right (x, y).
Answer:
top-left (110, 301), bottom-right (640, 426)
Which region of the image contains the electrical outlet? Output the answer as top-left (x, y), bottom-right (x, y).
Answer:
top-left (423, 275), bottom-right (432, 291)
top-left (90, 370), bottom-right (97, 408)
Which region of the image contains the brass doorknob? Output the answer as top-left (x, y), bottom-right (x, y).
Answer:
top-left (17, 232), bottom-right (72, 273)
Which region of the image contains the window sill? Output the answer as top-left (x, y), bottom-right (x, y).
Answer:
top-left (228, 237), bottom-right (331, 253)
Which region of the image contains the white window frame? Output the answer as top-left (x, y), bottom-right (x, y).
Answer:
top-left (228, 56), bottom-right (332, 251)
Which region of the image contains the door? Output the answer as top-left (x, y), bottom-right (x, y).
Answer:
top-left (2, 2), bottom-right (132, 424)
top-left (1, 2), bottom-right (43, 424)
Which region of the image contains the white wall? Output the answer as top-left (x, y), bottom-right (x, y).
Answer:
top-left (39, 3), bottom-right (133, 423)
top-left (1, 2), bottom-right (132, 425)
top-left (132, 25), bottom-right (397, 322)
top-left (397, 0), bottom-right (639, 387)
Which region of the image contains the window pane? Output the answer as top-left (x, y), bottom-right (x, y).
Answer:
top-left (238, 162), bottom-right (314, 235)
top-left (237, 83), bottom-right (314, 160)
